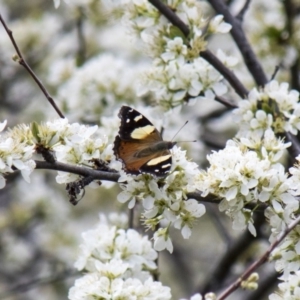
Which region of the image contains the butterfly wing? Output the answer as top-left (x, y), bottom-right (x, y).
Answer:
top-left (116, 106), bottom-right (162, 142)
top-left (113, 106), bottom-right (174, 176)
top-left (114, 136), bottom-right (172, 176)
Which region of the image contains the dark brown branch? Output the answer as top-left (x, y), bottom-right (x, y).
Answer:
top-left (148, 0), bottom-right (190, 36)
top-left (35, 161), bottom-right (218, 203)
top-left (147, 0), bottom-right (248, 99)
top-left (285, 132), bottom-right (300, 163)
top-left (214, 95), bottom-right (238, 108)
top-left (34, 161), bottom-right (268, 211)
top-left (208, 0), bottom-right (268, 87)
top-left (76, 6), bottom-right (87, 66)
top-left (217, 214), bottom-right (300, 300)
top-left (270, 65), bottom-right (280, 81)
top-left (0, 14), bottom-right (65, 118)
top-left (34, 161), bottom-right (220, 203)
top-left (201, 50), bottom-right (248, 98)
top-left (187, 192), bottom-right (266, 212)
top-left (34, 160), bottom-right (120, 182)
top-left (290, 58), bottom-right (300, 91)
top-left (282, 0), bottom-right (300, 90)
top-left (199, 214), bottom-right (266, 295)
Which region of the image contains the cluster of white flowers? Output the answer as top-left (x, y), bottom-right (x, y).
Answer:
top-left (199, 136), bottom-right (296, 236)
top-left (33, 118), bottom-right (112, 184)
top-left (0, 120), bottom-right (36, 189)
top-left (233, 80), bottom-right (300, 138)
top-left (0, 118), bottom-right (111, 188)
top-left (265, 155), bottom-right (300, 293)
top-left (199, 79), bottom-right (300, 297)
top-left (269, 271), bottom-right (300, 300)
top-left (270, 224), bottom-right (300, 280)
top-left (74, 214), bottom-right (158, 280)
top-left (117, 146), bottom-right (205, 252)
top-left (207, 82), bottom-right (300, 237)
top-left (69, 214), bottom-right (171, 300)
top-left (69, 272), bottom-right (171, 300)
top-left (56, 54), bottom-right (144, 122)
top-left (101, 0), bottom-right (232, 110)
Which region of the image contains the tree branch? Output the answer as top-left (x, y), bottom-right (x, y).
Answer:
top-left (199, 214), bottom-right (266, 295)
top-left (148, 0), bottom-right (190, 36)
top-left (235, 0), bottom-right (251, 22)
top-left (201, 50), bottom-right (248, 98)
top-left (34, 161), bottom-right (219, 203)
top-left (214, 95), bottom-right (238, 108)
top-left (34, 160), bottom-right (120, 182)
top-left (147, 0), bottom-right (248, 99)
top-left (285, 132), bottom-right (300, 163)
top-left (208, 0), bottom-right (268, 87)
top-left (217, 214), bottom-right (300, 300)
top-left (0, 14), bottom-right (65, 118)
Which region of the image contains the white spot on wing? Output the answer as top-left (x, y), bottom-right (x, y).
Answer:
top-left (147, 154), bottom-right (171, 166)
top-left (131, 125), bottom-right (155, 139)
top-left (134, 115), bottom-right (143, 122)
top-left (162, 163), bottom-right (171, 168)
top-left (126, 119), bottom-right (130, 123)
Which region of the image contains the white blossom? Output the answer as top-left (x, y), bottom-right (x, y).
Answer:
top-left (57, 54), bottom-right (144, 122)
top-left (199, 139), bottom-right (297, 236)
top-left (74, 214), bottom-right (157, 280)
top-left (118, 0), bottom-right (232, 110)
top-left (153, 228), bottom-right (173, 253)
top-left (234, 80), bottom-right (300, 138)
top-left (116, 146), bottom-right (205, 251)
top-left (0, 122), bottom-right (36, 188)
top-left (69, 274), bottom-right (171, 300)
top-left (209, 15), bottom-right (232, 33)
top-left (269, 271), bottom-right (300, 300)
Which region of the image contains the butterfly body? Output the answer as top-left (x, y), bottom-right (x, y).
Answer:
top-left (113, 106), bottom-right (176, 176)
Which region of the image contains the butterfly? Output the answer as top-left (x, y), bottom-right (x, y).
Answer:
top-left (113, 106), bottom-right (176, 176)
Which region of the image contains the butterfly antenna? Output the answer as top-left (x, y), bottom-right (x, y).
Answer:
top-left (176, 140), bottom-right (197, 143)
top-left (171, 120), bottom-right (189, 141)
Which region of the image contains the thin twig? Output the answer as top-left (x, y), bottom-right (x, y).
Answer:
top-left (0, 14), bottom-right (65, 118)
top-left (208, 0), bottom-right (268, 87)
top-left (236, 0), bottom-right (252, 22)
top-left (270, 65), bottom-right (280, 81)
top-left (217, 214), bottom-right (300, 300)
top-left (285, 132), bottom-right (300, 162)
top-left (129, 207), bottom-right (134, 228)
top-left (0, 269), bottom-right (77, 299)
top-left (214, 95), bottom-right (238, 108)
top-left (76, 6), bottom-right (87, 65)
top-left (147, 0), bottom-right (249, 99)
